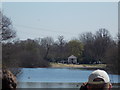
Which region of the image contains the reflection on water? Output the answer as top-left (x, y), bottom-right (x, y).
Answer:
top-left (17, 68), bottom-right (120, 88)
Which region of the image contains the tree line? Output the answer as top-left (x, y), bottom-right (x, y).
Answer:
top-left (1, 11), bottom-right (119, 74)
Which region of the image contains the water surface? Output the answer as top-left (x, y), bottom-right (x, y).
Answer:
top-left (17, 68), bottom-right (119, 88)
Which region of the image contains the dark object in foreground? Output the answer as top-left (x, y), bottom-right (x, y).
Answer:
top-left (80, 83), bottom-right (88, 90)
top-left (1, 69), bottom-right (17, 90)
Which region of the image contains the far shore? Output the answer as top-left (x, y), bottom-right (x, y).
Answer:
top-left (50, 63), bottom-right (106, 69)
top-left (2, 63), bottom-right (106, 69)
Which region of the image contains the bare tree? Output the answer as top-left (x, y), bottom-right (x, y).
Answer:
top-left (1, 11), bottom-right (22, 78)
top-left (79, 32), bottom-right (94, 44)
top-left (94, 28), bottom-right (112, 62)
top-left (57, 35), bottom-right (65, 46)
top-left (79, 32), bottom-right (95, 63)
top-left (0, 11), bottom-right (16, 42)
top-left (79, 29), bottom-right (112, 64)
top-left (40, 37), bottom-right (54, 60)
top-left (56, 35), bottom-right (66, 60)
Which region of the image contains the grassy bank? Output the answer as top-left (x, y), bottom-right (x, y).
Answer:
top-left (50, 63), bottom-right (106, 69)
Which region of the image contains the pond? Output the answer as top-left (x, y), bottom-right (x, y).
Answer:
top-left (17, 68), bottom-right (120, 88)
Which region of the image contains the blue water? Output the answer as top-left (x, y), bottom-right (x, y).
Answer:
top-left (18, 68), bottom-right (119, 83)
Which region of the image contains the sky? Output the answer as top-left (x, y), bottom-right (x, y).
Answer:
top-left (1, 2), bottom-right (118, 41)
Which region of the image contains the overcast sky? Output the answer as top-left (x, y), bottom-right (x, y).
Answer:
top-left (2, 2), bottom-right (118, 40)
